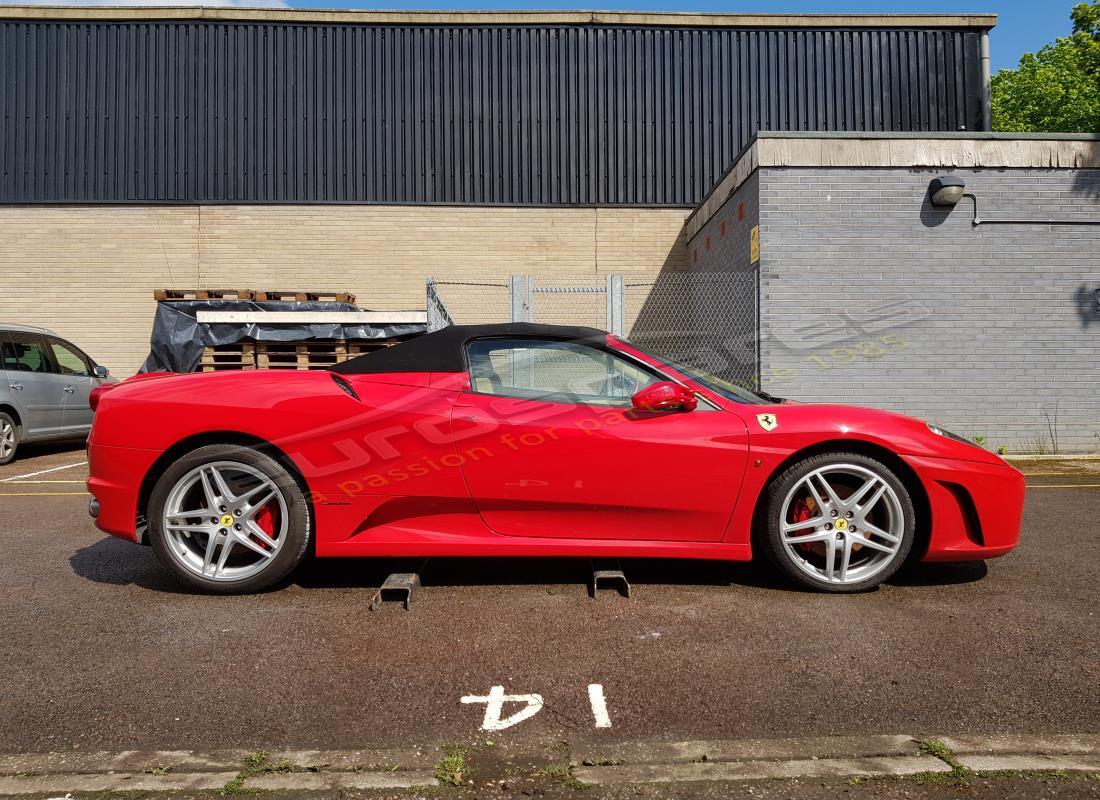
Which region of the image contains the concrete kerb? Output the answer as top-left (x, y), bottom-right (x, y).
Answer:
top-left (0, 746), bottom-right (437, 777)
top-left (573, 756), bottom-right (952, 786)
top-left (0, 733), bottom-right (1096, 794)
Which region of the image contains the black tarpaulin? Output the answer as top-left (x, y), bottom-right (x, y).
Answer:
top-left (139, 300), bottom-right (425, 373)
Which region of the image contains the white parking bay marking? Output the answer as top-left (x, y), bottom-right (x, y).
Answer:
top-left (5, 479), bottom-right (86, 484)
top-left (587, 683), bottom-right (612, 728)
top-left (0, 492), bottom-right (88, 496)
top-left (0, 461), bottom-right (87, 483)
top-left (461, 686), bottom-right (544, 731)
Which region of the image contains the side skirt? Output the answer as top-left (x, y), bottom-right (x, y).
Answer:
top-left (316, 534), bottom-right (753, 561)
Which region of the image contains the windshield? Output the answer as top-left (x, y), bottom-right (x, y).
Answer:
top-left (622, 346), bottom-right (773, 405)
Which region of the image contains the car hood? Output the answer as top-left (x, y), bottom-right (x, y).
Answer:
top-left (740, 401), bottom-right (1007, 466)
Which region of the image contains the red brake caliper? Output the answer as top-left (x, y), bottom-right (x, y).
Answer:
top-left (790, 497), bottom-right (823, 555)
top-left (253, 503), bottom-right (278, 551)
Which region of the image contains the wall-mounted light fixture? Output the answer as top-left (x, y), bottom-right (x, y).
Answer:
top-left (928, 175), bottom-right (966, 207)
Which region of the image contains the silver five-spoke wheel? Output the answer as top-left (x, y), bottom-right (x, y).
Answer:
top-left (762, 452), bottom-right (915, 592)
top-left (161, 460), bottom-right (288, 582)
top-left (0, 416), bottom-right (16, 464)
top-left (780, 464), bottom-right (904, 585)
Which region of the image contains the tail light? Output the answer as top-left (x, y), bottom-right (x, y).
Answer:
top-left (89, 385), bottom-right (110, 412)
top-left (90, 371), bottom-right (177, 412)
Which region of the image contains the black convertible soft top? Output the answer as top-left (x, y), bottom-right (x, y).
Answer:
top-left (330, 323), bottom-right (609, 374)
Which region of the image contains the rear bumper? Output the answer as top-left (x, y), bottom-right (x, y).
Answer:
top-left (86, 443), bottom-right (163, 543)
top-left (902, 453), bottom-right (1026, 561)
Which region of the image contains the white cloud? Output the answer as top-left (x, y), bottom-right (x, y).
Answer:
top-left (5, 0), bottom-right (292, 7)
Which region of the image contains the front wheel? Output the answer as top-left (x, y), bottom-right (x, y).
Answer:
top-left (760, 452), bottom-right (915, 592)
top-left (147, 444), bottom-right (312, 594)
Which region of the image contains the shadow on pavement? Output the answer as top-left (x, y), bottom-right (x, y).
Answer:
top-left (294, 555), bottom-right (757, 591)
top-left (69, 537), bottom-right (189, 593)
top-left (889, 559), bottom-right (989, 586)
top-left (6, 439), bottom-right (86, 462)
top-left (70, 536), bottom-right (990, 595)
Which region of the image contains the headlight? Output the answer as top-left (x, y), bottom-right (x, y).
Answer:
top-left (925, 421), bottom-right (973, 445)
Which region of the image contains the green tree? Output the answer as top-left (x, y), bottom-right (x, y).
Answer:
top-left (991, 1), bottom-right (1100, 132)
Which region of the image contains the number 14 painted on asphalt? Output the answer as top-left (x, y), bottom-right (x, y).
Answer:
top-left (461, 684), bottom-right (611, 731)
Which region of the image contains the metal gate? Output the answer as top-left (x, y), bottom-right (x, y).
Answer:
top-left (427, 274), bottom-right (625, 333)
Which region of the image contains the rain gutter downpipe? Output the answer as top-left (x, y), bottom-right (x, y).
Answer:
top-left (980, 30), bottom-right (992, 132)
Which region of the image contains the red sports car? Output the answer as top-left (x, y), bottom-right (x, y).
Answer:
top-left (87, 323), bottom-right (1025, 594)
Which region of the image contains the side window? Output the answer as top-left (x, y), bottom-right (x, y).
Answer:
top-left (3, 333), bottom-right (54, 374)
top-left (466, 338), bottom-right (662, 405)
top-left (0, 337), bottom-right (14, 371)
top-left (48, 338), bottom-right (92, 377)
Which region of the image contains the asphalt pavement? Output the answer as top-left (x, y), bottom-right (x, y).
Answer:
top-left (0, 444), bottom-right (1097, 755)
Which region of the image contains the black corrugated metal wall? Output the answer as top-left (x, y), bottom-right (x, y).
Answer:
top-left (0, 21), bottom-right (985, 205)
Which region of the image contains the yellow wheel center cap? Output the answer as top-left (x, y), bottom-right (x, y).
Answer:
top-left (220, 514), bottom-right (235, 528)
top-left (834, 518), bottom-right (849, 531)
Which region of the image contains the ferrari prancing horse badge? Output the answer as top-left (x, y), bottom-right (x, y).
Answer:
top-left (756, 413), bottom-right (778, 431)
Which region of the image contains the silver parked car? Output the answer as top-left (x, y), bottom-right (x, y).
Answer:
top-left (0, 324), bottom-right (117, 465)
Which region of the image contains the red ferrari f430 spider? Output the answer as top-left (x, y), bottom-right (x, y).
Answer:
top-left (87, 324), bottom-right (1025, 594)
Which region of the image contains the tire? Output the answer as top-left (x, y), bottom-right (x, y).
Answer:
top-left (0, 412), bottom-right (19, 466)
top-left (760, 451), bottom-right (915, 593)
top-left (147, 444), bottom-right (312, 594)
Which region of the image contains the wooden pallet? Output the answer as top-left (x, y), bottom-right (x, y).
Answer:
top-left (254, 341), bottom-right (337, 371)
top-left (199, 342), bottom-right (256, 372)
top-left (155, 289), bottom-right (255, 301)
top-left (252, 342), bottom-right (297, 370)
top-left (253, 290), bottom-right (357, 304)
top-left (345, 340), bottom-right (394, 359)
top-left (254, 339), bottom-right (392, 370)
top-left (199, 339), bottom-right (395, 372)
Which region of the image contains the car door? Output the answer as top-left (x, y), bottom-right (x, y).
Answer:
top-left (46, 336), bottom-right (97, 433)
top-left (452, 337), bottom-right (749, 542)
top-left (1, 332), bottom-right (66, 436)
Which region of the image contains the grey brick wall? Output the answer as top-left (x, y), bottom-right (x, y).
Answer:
top-left (636, 172), bottom-right (762, 385)
top-left (689, 170), bottom-right (761, 276)
top-left (757, 167), bottom-right (1100, 454)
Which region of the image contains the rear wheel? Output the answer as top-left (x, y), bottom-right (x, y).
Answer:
top-left (147, 445), bottom-right (311, 594)
top-left (760, 452), bottom-right (915, 593)
top-left (0, 412), bottom-right (19, 465)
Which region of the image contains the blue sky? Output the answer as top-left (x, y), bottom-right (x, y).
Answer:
top-left (277, 0), bottom-right (1079, 73)
top-left (10, 0), bottom-right (1079, 73)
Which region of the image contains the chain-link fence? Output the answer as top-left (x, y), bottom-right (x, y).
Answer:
top-left (427, 277), bottom-right (512, 329)
top-left (627, 270), bottom-right (759, 389)
top-left (428, 274), bottom-right (622, 332)
top-left (427, 268), bottom-right (759, 389)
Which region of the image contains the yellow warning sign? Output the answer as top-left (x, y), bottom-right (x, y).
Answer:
top-left (750, 225), bottom-right (760, 264)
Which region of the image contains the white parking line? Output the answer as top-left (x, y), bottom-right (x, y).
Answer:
top-left (588, 683), bottom-right (612, 728)
top-left (0, 491), bottom-right (89, 496)
top-left (4, 479), bottom-right (86, 484)
top-left (1027, 483), bottom-right (1100, 489)
top-left (0, 461), bottom-right (87, 483)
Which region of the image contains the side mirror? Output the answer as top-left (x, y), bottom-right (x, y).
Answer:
top-left (93, 365), bottom-right (110, 378)
top-left (631, 381), bottom-right (697, 413)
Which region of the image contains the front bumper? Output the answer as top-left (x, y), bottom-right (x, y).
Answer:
top-left (902, 453), bottom-right (1026, 561)
top-left (86, 443), bottom-right (163, 543)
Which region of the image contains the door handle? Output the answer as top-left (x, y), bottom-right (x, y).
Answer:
top-left (64, 386), bottom-right (75, 394)
top-left (8, 383), bottom-right (22, 391)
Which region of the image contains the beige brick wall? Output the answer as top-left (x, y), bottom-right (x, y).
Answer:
top-left (0, 205), bottom-right (688, 376)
